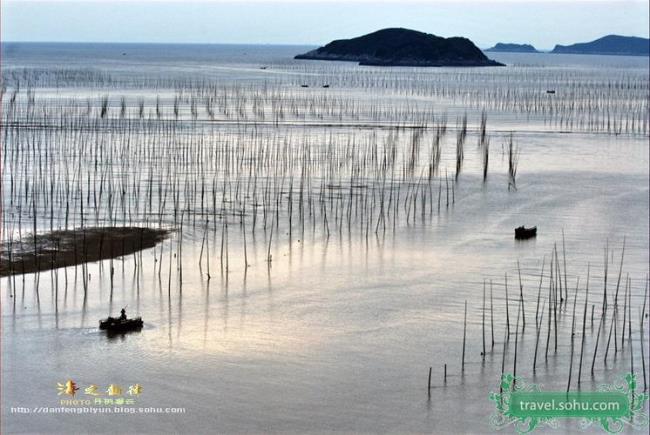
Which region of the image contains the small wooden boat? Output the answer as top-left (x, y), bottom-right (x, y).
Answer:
top-left (301, 84), bottom-right (309, 88)
top-left (515, 226), bottom-right (537, 240)
top-left (99, 316), bottom-right (143, 333)
top-left (546, 90), bottom-right (555, 94)
top-left (322, 84), bottom-right (330, 88)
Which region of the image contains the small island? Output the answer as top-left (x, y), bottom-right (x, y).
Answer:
top-left (485, 43), bottom-right (539, 53)
top-left (551, 35), bottom-right (649, 56)
top-left (295, 28), bottom-right (504, 67)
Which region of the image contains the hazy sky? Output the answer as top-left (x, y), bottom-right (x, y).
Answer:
top-left (2, 1), bottom-right (649, 49)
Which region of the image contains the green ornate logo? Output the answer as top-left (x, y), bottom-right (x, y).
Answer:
top-left (489, 373), bottom-right (649, 433)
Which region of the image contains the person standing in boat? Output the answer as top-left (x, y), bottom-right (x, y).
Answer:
top-left (120, 308), bottom-right (127, 321)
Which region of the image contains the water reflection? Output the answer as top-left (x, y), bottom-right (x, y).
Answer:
top-left (103, 328), bottom-right (144, 342)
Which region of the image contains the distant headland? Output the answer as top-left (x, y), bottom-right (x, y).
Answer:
top-left (484, 43), bottom-right (539, 53)
top-left (295, 28), bottom-right (504, 67)
top-left (551, 35), bottom-right (649, 56)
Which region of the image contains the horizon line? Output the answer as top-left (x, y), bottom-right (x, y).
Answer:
top-left (2, 33), bottom-right (648, 52)
top-left (1, 40), bottom-right (319, 46)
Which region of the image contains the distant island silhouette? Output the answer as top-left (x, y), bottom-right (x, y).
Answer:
top-left (485, 43), bottom-right (539, 53)
top-left (551, 35), bottom-right (649, 56)
top-left (295, 28), bottom-right (504, 67)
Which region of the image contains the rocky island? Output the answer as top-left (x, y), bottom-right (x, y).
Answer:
top-left (551, 35), bottom-right (649, 56)
top-left (295, 28), bottom-right (504, 67)
top-left (485, 43), bottom-right (539, 53)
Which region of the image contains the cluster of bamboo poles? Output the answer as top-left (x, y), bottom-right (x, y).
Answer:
top-left (3, 60), bottom-right (648, 135)
top-left (429, 237), bottom-right (649, 395)
top-left (2, 89), bottom-right (539, 282)
top-left (279, 64), bottom-right (649, 136)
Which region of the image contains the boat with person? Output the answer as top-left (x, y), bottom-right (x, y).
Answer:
top-left (99, 308), bottom-right (143, 333)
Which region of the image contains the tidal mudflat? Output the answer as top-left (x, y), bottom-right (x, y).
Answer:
top-left (1, 44), bottom-right (649, 433)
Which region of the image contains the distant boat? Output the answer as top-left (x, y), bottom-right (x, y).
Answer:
top-left (322, 84), bottom-right (330, 88)
top-left (260, 66), bottom-right (268, 70)
top-left (546, 90), bottom-right (556, 94)
top-left (99, 316), bottom-right (143, 333)
top-left (515, 226), bottom-right (537, 240)
top-left (301, 84), bottom-right (309, 88)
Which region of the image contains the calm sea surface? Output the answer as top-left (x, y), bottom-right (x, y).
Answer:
top-left (2, 43), bottom-right (649, 434)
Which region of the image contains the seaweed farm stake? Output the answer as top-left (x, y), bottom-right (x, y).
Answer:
top-left (578, 265), bottom-right (590, 385)
top-left (461, 300), bottom-right (467, 372)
